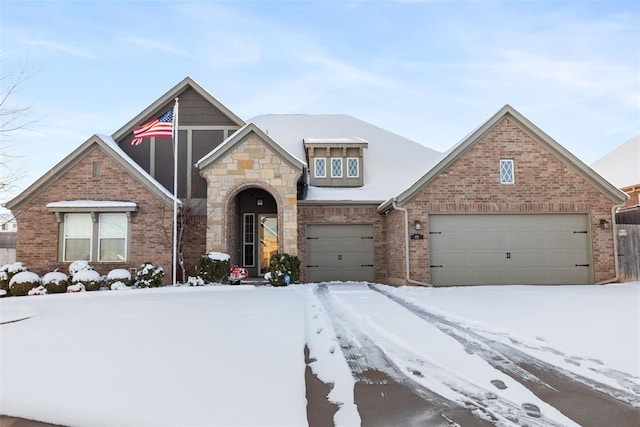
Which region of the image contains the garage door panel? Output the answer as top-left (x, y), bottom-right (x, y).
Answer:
top-left (429, 214), bottom-right (591, 286)
top-left (307, 225), bottom-right (374, 283)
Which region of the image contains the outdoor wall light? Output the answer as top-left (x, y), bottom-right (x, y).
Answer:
top-left (257, 199), bottom-right (264, 206)
top-left (414, 220), bottom-right (422, 230)
top-left (599, 219), bottom-right (610, 230)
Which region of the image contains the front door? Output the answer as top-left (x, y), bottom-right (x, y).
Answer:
top-left (259, 215), bottom-right (278, 274)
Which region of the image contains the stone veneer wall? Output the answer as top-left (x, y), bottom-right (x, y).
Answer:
top-left (297, 204), bottom-right (387, 283)
top-left (13, 146), bottom-right (174, 280)
top-left (393, 117), bottom-right (620, 285)
top-left (200, 133), bottom-right (302, 257)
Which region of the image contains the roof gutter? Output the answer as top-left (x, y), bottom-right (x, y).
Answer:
top-left (391, 198), bottom-right (431, 287)
top-left (596, 200), bottom-right (629, 285)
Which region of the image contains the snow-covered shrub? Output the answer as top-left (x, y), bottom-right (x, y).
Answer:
top-left (9, 271), bottom-right (41, 297)
top-left (106, 269), bottom-right (132, 288)
top-left (67, 283), bottom-right (86, 293)
top-left (134, 262), bottom-right (165, 288)
top-left (1, 262), bottom-right (28, 292)
top-left (28, 285), bottom-right (48, 296)
top-left (267, 253), bottom-right (300, 287)
top-left (69, 260), bottom-right (92, 276)
top-left (110, 281), bottom-right (130, 291)
top-left (42, 271), bottom-right (69, 294)
top-left (195, 252), bottom-right (231, 284)
top-left (186, 276), bottom-right (205, 286)
top-left (72, 269), bottom-right (102, 291)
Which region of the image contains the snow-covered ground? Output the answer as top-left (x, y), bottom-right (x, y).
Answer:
top-left (1, 282), bottom-right (638, 426)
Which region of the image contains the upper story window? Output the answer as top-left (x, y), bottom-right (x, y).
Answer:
top-left (314, 158), bottom-right (326, 178)
top-left (331, 158), bottom-right (343, 178)
top-left (304, 138), bottom-right (368, 188)
top-left (347, 158), bottom-right (359, 178)
top-left (500, 159), bottom-right (514, 184)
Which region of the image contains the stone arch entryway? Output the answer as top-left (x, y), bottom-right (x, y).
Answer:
top-left (226, 186), bottom-right (280, 277)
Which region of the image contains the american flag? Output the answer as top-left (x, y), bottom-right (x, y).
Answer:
top-left (131, 108), bottom-right (174, 146)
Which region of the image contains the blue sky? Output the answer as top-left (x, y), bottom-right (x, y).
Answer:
top-left (1, 0), bottom-right (639, 209)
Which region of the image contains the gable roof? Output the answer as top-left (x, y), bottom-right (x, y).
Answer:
top-left (591, 135), bottom-right (640, 189)
top-left (5, 134), bottom-right (176, 211)
top-left (112, 77), bottom-right (245, 142)
top-left (249, 114), bottom-right (444, 203)
top-left (379, 104), bottom-right (628, 212)
top-left (196, 122), bottom-right (305, 172)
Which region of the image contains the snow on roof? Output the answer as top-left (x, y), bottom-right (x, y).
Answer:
top-left (591, 135), bottom-right (640, 189)
top-left (304, 137), bottom-right (369, 145)
top-left (96, 134), bottom-right (177, 201)
top-left (47, 200), bottom-right (137, 209)
top-left (249, 114), bottom-right (444, 202)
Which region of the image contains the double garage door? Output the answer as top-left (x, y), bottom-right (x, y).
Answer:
top-left (429, 214), bottom-right (592, 286)
top-left (306, 224), bottom-right (374, 283)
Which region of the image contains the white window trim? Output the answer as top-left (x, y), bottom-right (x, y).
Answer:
top-left (347, 157), bottom-right (359, 178)
top-left (331, 157), bottom-right (343, 178)
top-left (243, 213), bottom-right (255, 267)
top-left (314, 158), bottom-right (326, 178)
top-left (97, 213), bottom-right (128, 262)
top-left (500, 159), bottom-right (515, 184)
top-left (63, 213), bottom-right (93, 262)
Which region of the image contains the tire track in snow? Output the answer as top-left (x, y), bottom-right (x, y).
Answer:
top-left (371, 284), bottom-right (640, 426)
top-left (315, 284), bottom-right (494, 427)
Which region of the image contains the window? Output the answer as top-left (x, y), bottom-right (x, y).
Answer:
top-left (314, 158), bottom-right (326, 178)
top-left (98, 214), bottom-right (127, 261)
top-left (243, 214), bottom-right (255, 267)
top-left (331, 158), bottom-right (343, 178)
top-left (64, 214), bottom-right (92, 261)
top-left (347, 158), bottom-right (359, 178)
top-left (500, 159), bottom-right (514, 184)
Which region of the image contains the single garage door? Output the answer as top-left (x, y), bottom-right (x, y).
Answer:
top-left (429, 214), bottom-right (592, 286)
top-left (306, 224), bottom-right (374, 283)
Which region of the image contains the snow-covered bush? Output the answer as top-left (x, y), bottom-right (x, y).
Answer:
top-left (28, 285), bottom-right (48, 296)
top-left (1, 262), bottom-right (28, 293)
top-left (267, 253), bottom-right (300, 287)
top-left (9, 271), bottom-right (41, 297)
top-left (67, 283), bottom-right (86, 293)
top-left (69, 260), bottom-right (92, 277)
top-left (42, 271), bottom-right (69, 294)
top-left (110, 281), bottom-right (130, 291)
top-left (134, 262), bottom-right (165, 288)
top-left (106, 269), bottom-right (132, 288)
top-left (186, 276), bottom-right (206, 286)
top-left (72, 269), bottom-right (102, 291)
top-left (195, 252), bottom-right (231, 284)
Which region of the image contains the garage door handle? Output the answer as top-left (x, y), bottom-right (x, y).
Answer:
top-left (575, 264), bottom-right (590, 267)
top-left (361, 264), bottom-right (374, 267)
top-left (573, 231), bottom-right (588, 234)
top-left (307, 265), bottom-right (319, 268)
top-left (430, 265), bottom-right (443, 268)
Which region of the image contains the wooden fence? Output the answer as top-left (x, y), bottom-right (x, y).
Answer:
top-left (617, 224), bottom-right (640, 282)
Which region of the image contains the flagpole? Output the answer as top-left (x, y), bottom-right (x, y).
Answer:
top-left (173, 98), bottom-right (179, 285)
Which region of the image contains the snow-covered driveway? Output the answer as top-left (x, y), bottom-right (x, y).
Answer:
top-left (1, 282), bottom-right (639, 427)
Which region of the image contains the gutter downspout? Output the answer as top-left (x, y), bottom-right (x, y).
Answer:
top-left (391, 199), bottom-right (431, 287)
top-left (596, 201), bottom-right (628, 285)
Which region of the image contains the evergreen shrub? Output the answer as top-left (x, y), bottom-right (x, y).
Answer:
top-left (267, 253), bottom-right (300, 286)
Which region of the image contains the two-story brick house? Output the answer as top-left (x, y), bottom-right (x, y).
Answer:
top-left (5, 77), bottom-right (628, 285)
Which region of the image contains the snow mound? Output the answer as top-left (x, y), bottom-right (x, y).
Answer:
top-left (67, 283), bottom-right (86, 293)
top-left (207, 252), bottom-right (230, 261)
top-left (42, 272), bottom-right (68, 285)
top-left (69, 260), bottom-right (92, 276)
top-left (9, 271), bottom-right (40, 285)
top-left (110, 281), bottom-right (130, 291)
top-left (107, 269), bottom-right (131, 281)
top-left (28, 286), bottom-right (48, 296)
top-left (73, 269), bottom-right (101, 282)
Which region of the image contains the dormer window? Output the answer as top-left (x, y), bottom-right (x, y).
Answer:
top-left (314, 158), bottom-right (326, 178)
top-left (331, 158), bottom-right (343, 178)
top-left (304, 138), bottom-right (369, 188)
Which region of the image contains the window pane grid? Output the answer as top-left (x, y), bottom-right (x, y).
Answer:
top-left (331, 158), bottom-right (342, 178)
top-left (500, 159), bottom-right (514, 183)
top-left (314, 158), bottom-right (326, 178)
top-left (98, 214), bottom-right (127, 262)
top-left (347, 158), bottom-right (359, 177)
top-left (64, 214), bottom-right (92, 261)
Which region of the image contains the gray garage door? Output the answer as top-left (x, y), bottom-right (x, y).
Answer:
top-left (429, 214), bottom-right (592, 286)
top-left (306, 224), bottom-right (374, 283)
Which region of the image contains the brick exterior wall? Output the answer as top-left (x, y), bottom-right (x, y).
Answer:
top-left (13, 145), bottom-right (174, 281)
top-left (621, 185), bottom-right (639, 209)
top-left (297, 204), bottom-right (387, 283)
top-left (390, 117), bottom-right (619, 285)
top-left (200, 132), bottom-right (302, 258)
